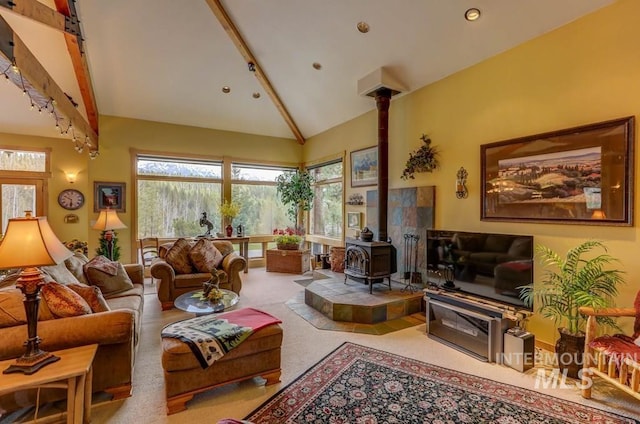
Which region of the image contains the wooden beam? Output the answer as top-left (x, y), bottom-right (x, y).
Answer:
top-left (0, 0), bottom-right (67, 33)
top-left (204, 0), bottom-right (305, 144)
top-left (54, 0), bottom-right (99, 134)
top-left (0, 15), bottom-right (98, 149)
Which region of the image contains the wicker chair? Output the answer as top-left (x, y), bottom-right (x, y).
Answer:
top-left (579, 290), bottom-right (640, 401)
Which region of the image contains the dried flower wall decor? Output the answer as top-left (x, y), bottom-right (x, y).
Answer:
top-left (401, 134), bottom-right (440, 180)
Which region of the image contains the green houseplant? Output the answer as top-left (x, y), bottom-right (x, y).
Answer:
top-left (519, 240), bottom-right (625, 378)
top-left (275, 169), bottom-right (314, 229)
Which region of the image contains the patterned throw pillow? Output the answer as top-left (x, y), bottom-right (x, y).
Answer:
top-left (84, 258), bottom-right (134, 296)
top-left (41, 282), bottom-right (92, 318)
top-left (189, 239), bottom-right (224, 273)
top-left (67, 284), bottom-right (110, 313)
top-left (165, 238), bottom-right (194, 274)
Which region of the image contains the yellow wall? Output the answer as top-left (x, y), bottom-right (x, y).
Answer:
top-left (303, 0), bottom-right (640, 345)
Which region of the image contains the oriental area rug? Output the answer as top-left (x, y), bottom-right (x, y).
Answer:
top-left (245, 342), bottom-right (637, 424)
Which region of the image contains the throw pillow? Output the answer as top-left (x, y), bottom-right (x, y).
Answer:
top-left (64, 252), bottom-right (90, 285)
top-left (40, 262), bottom-right (80, 285)
top-left (41, 282), bottom-right (92, 318)
top-left (212, 240), bottom-right (234, 257)
top-left (84, 257), bottom-right (134, 296)
top-left (189, 239), bottom-right (224, 273)
top-left (165, 238), bottom-right (194, 274)
top-left (0, 288), bottom-right (55, 328)
top-left (67, 284), bottom-right (110, 313)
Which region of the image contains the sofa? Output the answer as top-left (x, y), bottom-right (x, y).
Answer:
top-left (0, 253), bottom-right (144, 413)
top-left (150, 238), bottom-right (246, 310)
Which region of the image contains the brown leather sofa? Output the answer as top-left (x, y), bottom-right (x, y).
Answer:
top-left (0, 256), bottom-right (144, 413)
top-left (150, 239), bottom-right (246, 310)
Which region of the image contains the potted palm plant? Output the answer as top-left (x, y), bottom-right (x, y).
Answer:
top-left (519, 240), bottom-right (625, 378)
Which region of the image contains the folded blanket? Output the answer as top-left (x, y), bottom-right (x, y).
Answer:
top-left (161, 307), bottom-right (281, 369)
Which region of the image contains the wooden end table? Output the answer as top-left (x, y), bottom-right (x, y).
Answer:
top-left (0, 344), bottom-right (98, 424)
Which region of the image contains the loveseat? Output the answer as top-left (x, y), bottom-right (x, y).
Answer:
top-left (150, 238), bottom-right (246, 310)
top-left (0, 253), bottom-right (144, 413)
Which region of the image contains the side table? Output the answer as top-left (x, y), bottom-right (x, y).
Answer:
top-left (0, 344), bottom-right (98, 424)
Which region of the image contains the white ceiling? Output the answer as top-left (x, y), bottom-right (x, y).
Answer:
top-left (0, 0), bottom-right (614, 143)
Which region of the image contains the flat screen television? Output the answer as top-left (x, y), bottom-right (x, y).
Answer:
top-left (426, 230), bottom-right (533, 310)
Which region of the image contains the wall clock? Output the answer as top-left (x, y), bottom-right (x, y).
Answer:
top-left (58, 189), bottom-right (85, 210)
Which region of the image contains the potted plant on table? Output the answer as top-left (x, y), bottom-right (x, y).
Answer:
top-left (219, 200), bottom-right (240, 237)
top-left (273, 227), bottom-right (304, 250)
top-left (519, 240), bottom-right (625, 378)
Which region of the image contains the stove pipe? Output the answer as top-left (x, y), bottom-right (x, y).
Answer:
top-left (375, 88), bottom-right (391, 242)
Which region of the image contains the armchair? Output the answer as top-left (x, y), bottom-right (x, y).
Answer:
top-left (150, 239), bottom-right (246, 310)
top-left (579, 290), bottom-right (640, 401)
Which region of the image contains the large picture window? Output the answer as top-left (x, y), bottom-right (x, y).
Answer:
top-left (308, 160), bottom-right (343, 239)
top-left (136, 156), bottom-right (222, 238)
top-left (231, 163), bottom-right (297, 235)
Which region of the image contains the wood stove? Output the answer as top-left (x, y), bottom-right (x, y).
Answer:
top-left (344, 238), bottom-right (396, 294)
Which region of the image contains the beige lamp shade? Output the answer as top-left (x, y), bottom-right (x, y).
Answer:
top-left (0, 215), bottom-right (73, 269)
top-left (93, 208), bottom-right (127, 231)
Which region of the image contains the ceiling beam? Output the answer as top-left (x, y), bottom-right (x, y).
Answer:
top-left (0, 15), bottom-right (98, 149)
top-left (0, 0), bottom-right (99, 136)
top-left (204, 0), bottom-right (305, 144)
top-left (0, 0), bottom-right (67, 33)
top-left (54, 0), bottom-right (99, 134)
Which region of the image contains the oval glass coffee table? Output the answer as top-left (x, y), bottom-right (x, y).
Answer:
top-left (174, 289), bottom-right (239, 315)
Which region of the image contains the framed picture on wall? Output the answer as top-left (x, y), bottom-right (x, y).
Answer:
top-left (94, 182), bottom-right (126, 212)
top-left (480, 116), bottom-right (634, 226)
top-left (351, 146), bottom-right (378, 187)
top-left (347, 212), bottom-right (362, 229)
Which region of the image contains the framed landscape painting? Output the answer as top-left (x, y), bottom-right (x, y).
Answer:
top-left (351, 146), bottom-right (378, 187)
top-left (481, 116), bottom-right (634, 226)
top-left (94, 182), bottom-right (126, 212)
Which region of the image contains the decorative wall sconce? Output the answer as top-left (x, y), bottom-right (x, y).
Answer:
top-left (65, 172), bottom-right (77, 184)
top-left (456, 167), bottom-right (468, 199)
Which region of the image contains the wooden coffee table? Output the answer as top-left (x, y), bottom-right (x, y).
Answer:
top-left (174, 289), bottom-right (239, 315)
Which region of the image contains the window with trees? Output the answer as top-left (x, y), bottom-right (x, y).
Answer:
top-left (0, 148), bottom-right (48, 235)
top-left (136, 155), bottom-right (222, 238)
top-left (308, 159), bottom-right (343, 239)
top-left (231, 162), bottom-right (297, 235)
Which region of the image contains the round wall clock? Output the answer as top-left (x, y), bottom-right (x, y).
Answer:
top-left (58, 189), bottom-right (85, 210)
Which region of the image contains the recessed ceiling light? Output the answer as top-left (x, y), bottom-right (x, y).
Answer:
top-left (222, 86), bottom-right (231, 93)
top-left (357, 22), bottom-right (370, 33)
top-left (312, 62), bottom-right (322, 70)
top-left (465, 8), bottom-right (481, 21)
top-left (252, 92), bottom-right (261, 99)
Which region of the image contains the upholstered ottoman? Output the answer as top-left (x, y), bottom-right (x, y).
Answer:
top-left (161, 318), bottom-right (283, 415)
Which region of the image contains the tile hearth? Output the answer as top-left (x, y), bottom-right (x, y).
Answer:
top-left (304, 277), bottom-right (424, 323)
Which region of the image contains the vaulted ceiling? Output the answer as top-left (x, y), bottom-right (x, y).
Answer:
top-left (0, 0), bottom-right (614, 150)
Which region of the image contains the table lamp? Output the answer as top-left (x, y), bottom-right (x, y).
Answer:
top-left (93, 208), bottom-right (127, 260)
top-left (0, 212), bottom-right (73, 374)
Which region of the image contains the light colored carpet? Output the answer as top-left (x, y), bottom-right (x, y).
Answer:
top-left (86, 269), bottom-right (639, 423)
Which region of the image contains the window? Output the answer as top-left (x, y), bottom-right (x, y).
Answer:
top-left (136, 156), bottom-right (222, 238)
top-left (230, 163), bottom-right (297, 235)
top-left (308, 160), bottom-right (343, 239)
top-left (0, 148), bottom-right (48, 234)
